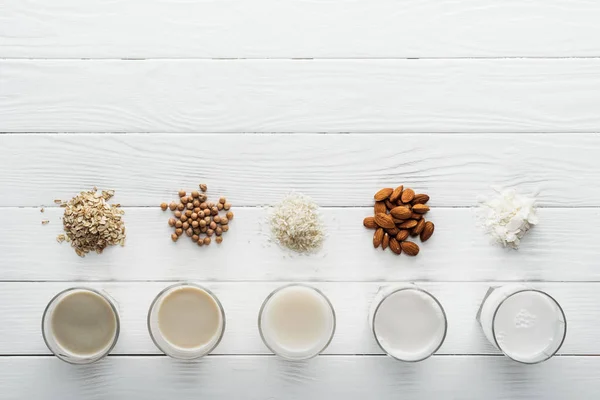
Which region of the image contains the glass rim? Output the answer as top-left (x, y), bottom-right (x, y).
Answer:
top-left (371, 286), bottom-right (448, 363)
top-left (491, 288), bottom-right (567, 365)
top-left (41, 286), bottom-right (121, 365)
top-left (147, 282), bottom-right (226, 360)
top-left (258, 283), bottom-right (336, 361)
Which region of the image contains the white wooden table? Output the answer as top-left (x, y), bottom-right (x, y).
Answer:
top-left (2, 1), bottom-right (600, 399)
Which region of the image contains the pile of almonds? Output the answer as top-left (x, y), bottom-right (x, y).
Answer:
top-left (161, 184), bottom-right (233, 246)
top-left (363, 186), bottom-right (434, 256)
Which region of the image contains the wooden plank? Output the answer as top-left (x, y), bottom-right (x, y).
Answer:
top-left (0, 282), bottom-right (596, 355)
top-left (0, 207), bottom-right (598, 282)
top-left (0, 133), bottom-right (598, 207)
top-left (0, 356), bottom-right (598, 399)
top-left (2, 60), bottom-right (600, 133)
top-left (1, 0), bottom-right (600, 58)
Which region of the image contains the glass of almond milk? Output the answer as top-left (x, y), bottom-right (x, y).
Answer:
top-left (42, 287), bottom-right (120, 364)
top-left (477, 284), bottom-right (567, 364)
top-left (369, 284), bottom-right (447, 362)
top-left (258, 284), bottom-right (336, 360)
top-left (147, 283), bottom-right (225, 359)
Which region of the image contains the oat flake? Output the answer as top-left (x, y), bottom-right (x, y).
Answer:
top-left (57, 188), bottom-right (126, 257)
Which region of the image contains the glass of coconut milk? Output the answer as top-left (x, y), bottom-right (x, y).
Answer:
top-left (42, 287), bottom-right (120, 364)
top-left (258, 284), bottom-right (336, 360)
top-left (148, 283), bottom-right (226, 360)
top-left (369, 284), bottom-right (447, 362)
top-left (477, 284), bottom-right (567, 364)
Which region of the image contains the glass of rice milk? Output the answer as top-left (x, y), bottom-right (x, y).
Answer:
top-left (477, 284), bottom-right (567, 364)
top-left (258, 284), bottom-right (336, 360)
top-left (148, 283), bottom-right (226, 359)
top-left (42, 287), bottom-right (120, 364)
top-left (369, 284), bottom-right (447, 362)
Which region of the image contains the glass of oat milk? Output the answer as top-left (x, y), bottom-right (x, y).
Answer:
top-left (258, 284), bottom-right (336, 360)
top-left (148, 283), bottom-right (225, 359)
top-left (477, 284), bottom-right (567, 364)
top-left (42, 287), bottom-right (120, 364)
top-left (369, 284), bottom-right (447, 362)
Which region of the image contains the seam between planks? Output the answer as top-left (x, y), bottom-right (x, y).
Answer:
top-left (3, 57), bottom-right (600, 61)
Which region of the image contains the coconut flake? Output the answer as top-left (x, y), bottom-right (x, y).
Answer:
top-left (476, 188), bottom-right (538, 249)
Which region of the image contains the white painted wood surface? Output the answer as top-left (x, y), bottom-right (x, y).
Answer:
top-left (1, 356), bottom-right (599, 400)
top-left (3, 60), bottom-right (600, 132)
top-left (0, 282), bottom-right (597, 355)
top-left (2, 0), bottom-right (600, 397)
top-left (1, 207), bottom-right (599, 282)
top-left (2, 0), bottom-right (600, 59)
top-left (0, 133), bottom-right (598, 207)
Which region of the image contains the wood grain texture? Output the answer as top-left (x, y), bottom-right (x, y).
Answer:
top-left (1, 207), bottom-right (598, 282)
top-left (2, 0), bottom-right (600, 59)
top-left (1, 356), bottom-right (599, 400)
top-left (1, 133), bottom-right (599, 207)
top-left (0, 282), bottom-right (596, 355)
top-left (3, 60), bottom-right (600, 132)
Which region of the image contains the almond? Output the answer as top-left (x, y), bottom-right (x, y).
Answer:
top-left (389, 185), bottom-right (404, 203)
top-left (411, 212), bottom-right (422, 220)
top-left (412, 218), bottom-right (426, 235)
top-left (374, 213), bottom-right (395, 229)
top-left (374, 188), bottom-right (394, 201)
top-left (389, 238), bottom-right (402, 254)
top-left (400, 188), bottom-right (415, 203)
top-left (386, 227), bottom-right (400, 236)
top-left (420, 221), bottom-right (435, 242)
top-left (401, 241), bottom-right (420, 256)
top-left (363, 216), bottom-right (377, 229)
top-left (390, 206), bottom-right (412, 220)
top-left (412, 204), bottom-right (430, 214)
top-left (398, 219), bottom-right (418, 229)
top-left (374, 201), bottom-right (387, 215)
top-left (373, 228), bottom-right (384, 248)
top-left (382, 233), bottom-right (390, 250)
top-left (412, 194), bottom-right (430, 205)
top-left (385, 199), bottom-right (396, 210)
top-left (396, 230), bottom-right (409, 241)
top-left (392, 217), bottom-right (406, 224)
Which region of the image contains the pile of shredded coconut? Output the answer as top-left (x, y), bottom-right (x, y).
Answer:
top-left (268, 193), bottom-right (325, 253)
top-left (476, 188), bottom-right (539, 249)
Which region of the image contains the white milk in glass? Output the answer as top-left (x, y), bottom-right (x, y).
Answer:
top-left (369, 285), bottom-right (447, 362)
top-left (477, 284), bottom-right (566, 363)
top-left (259, 284), bottom-right (335, 360)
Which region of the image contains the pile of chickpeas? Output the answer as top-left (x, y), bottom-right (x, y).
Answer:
top-left (161, 184), bottom-right (233, 246)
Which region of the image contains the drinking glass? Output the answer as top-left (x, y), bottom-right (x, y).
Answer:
top-left (369, 284), bottom-right (447, 362)
top-left (258, 284), bottom-right (336, 360)
top-left (477, 284), bottom-right (566, 364)
top-left (42, 287), bottom-right (120, 364)
top-left (147, 283), bottom-right (226, 360)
